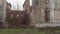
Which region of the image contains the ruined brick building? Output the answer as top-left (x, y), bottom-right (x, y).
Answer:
top-left (23, 0), bottom-right (60, 26)
top-left (6, 2), bottom-right (31, 27)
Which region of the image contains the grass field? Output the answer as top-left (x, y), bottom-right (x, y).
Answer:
top-left (0, 28), bottom-right (60, 34)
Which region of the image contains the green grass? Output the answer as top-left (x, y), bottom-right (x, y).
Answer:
top-left (0, 28), bottom-right (60, 34)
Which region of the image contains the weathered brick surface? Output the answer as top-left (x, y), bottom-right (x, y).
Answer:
top-left (6, 10), bottom-right (30, 27)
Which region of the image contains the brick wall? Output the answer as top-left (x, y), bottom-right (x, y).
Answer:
top-left (6, 10), bottom-right (31, 27)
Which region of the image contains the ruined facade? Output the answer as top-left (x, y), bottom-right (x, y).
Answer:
top-left (23, 0), bottom-right (60, 26)
top-left (6, 10), bottom-right (31, 27)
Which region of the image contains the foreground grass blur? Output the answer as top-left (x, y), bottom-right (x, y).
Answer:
top-left (0, 28), bottom-right (60, 34)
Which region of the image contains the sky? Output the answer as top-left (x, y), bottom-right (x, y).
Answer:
top-left (7, 0), bottom-right (25, 10)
